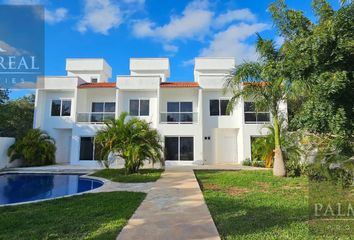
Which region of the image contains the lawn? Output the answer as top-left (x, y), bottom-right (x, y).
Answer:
top-left (0, 191), bottom-right (146, 240)
top-left (195, 170), bottom-right (309, 240)
top-left (91, 168), bottom-right (164, 183)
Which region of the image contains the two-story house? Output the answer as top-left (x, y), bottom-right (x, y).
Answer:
top-left (34, 57), bottom-right (286, 166)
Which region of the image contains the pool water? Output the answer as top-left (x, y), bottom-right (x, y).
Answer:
top-left (0, 173), bottom-right (103, 205)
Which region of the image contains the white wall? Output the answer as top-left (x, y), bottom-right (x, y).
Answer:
top-left (0, 137), bottom-right (15, 168)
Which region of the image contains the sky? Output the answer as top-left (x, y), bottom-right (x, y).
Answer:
top-left (1, 0), bottom-right (340, 99)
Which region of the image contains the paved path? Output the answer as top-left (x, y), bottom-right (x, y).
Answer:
top-left (117, 169), bottom-right (220, 240)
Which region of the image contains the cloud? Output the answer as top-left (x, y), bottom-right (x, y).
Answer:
top-left (45, 8), bottom-right (67, 24)
top-left (2, 0), bottom-right (68, 24)
top-left (213, 9), bottom-right (256, 28)
top-left (77, 0), bottom-right (122, 35)
top-left (132, 0), bottom-right (213, 41)
top-left (122, 0), bottom-right (145, 4)
top-left (163, 44), bottom-right (178, 53)
top-left (199, 23), bottom-right (270, 64)
top-left (0, 40), bottom-right (28, 55)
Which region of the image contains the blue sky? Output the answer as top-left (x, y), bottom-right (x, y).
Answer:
top-left (1, 0), bottom-right (340, 99)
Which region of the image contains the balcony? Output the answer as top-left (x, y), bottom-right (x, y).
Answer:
top-left (160, 112), bottom-right (198, 124)
top-left (77, 112), bottom-right (115, 124)
top-left (244, 112), bottom-right (270, 124)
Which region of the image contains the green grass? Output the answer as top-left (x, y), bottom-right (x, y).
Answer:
top-left (91, 168), bottom-right (164, 183)
top-left (0, 192), bottom-right (146, 240)
top-left (195, 170), bottom-right (309, 240)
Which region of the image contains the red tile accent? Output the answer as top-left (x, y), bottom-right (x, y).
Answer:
top-left (160, 82), bottom-right (199, 88)
top-left (78, 82), bottom-right (116, 89)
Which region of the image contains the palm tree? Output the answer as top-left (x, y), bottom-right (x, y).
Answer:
top-left (7, 128), bottom-right (56, 167)
top-left (95, 112), bottom-right (163, 174)
top-left (224, 35), bottom-right (291, 176)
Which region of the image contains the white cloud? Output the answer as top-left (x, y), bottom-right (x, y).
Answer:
top-left (0, 40), bottom-right (27, 55)
top-left (132, 0), bottom-right (213, 41)
top-left (2, 0), bottom-right (68, 24)
top-left (77, 0), bottom-right (121, 35)
top-left (199, 23), bottom-right (270, 64)
top-left (122, 0), bottom-right (145, 4)
top-left (45, 8), bottom-right (67, 24)
top-left (163, 44), bottom-right (178, 53)
top-left (213, 9), bottom-right (256, 28)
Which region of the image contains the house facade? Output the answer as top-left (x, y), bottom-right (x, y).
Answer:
top-left (34, 58), bottom-right (287, 166)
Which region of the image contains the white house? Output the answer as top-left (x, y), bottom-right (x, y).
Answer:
top-left (34, 57), bottom-right (287, 166)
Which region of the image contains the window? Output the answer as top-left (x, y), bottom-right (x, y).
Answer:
top-left (164, 136), bottom-right (194, 161)
top-left (209, 99), bottom-right (230, 116)
top-left (91, 78), bottom-right (98, 83)
top-left (165, 102), bottom-right (193, 123)
top-left (244, 102), bottom-right (270, 123)
top-left (91, 102), bottom-right (115, 122)
top-left (51, 99), bottom-right (71, 117)
top-left (79, 137), bottom-right (101, 161)
top-left (129, 99), bottom-right (149, 116)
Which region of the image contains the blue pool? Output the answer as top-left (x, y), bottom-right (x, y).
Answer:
top-left (0, 173), bottom-right (103, 205)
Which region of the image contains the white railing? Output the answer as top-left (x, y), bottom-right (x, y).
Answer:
top-left (160, 112), bottom-right (198, 124)
top-left (77, 112), bottom-right (115, 124)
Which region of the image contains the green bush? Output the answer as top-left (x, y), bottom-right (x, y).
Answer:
top-left (7, 129), bottom-right (56, 167)
top-left (242, 158), bottom-right (252, 166)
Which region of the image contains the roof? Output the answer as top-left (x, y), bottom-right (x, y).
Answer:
top-left (160, 82), bottom-right (199, 88)
top-left (78, 82), bottom-right (116, 89)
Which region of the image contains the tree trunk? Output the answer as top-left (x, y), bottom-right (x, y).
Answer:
top-left (273, 115), bottom-right (286, 177)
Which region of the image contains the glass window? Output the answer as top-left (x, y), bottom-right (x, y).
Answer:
top-left (220, 100), bottom-right (229, 116)
top-left (140, 100), bottom-right (149, 116)
top-left (165, 137), bottom-right (178, 161)
top-left (51, 100), bottom-right (61, 116)
top-left (180, 102), bottom-right (192, 112)
top-left (180, 137), bottom-right (194, 161)
top-left (167, 102), bottom-right (179, 112)
top-left (244, 102), bottom-right (256, 112)
top-left (210, 100), bottom-right (219, 116)
top-left (80, 137), bottom-right (94, 160)
top-left (129, 100), bottom-right (139, 116)
top-left (104, 102), bottom-right (115, 112)
top-left (92, 103), bottom-right (103, 112)
top-left (91, 78), bottom-right (98, 83)
top-left (244, 102), bottom-right (270, 123)
top-left (51, 100), bottom-right (71, 117)
top-left (61, 100), bottom-right (71, 116)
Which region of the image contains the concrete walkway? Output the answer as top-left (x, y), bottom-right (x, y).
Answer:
top-left (117, 169), bottom-right (220, 240)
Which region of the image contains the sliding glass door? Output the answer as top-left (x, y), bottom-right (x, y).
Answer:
top-left (164, 136), bottom-right (194, 161)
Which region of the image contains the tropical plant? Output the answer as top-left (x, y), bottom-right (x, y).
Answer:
top-left (251, 124), bottom-right (302, 171)
top-left (224, 35), bottom-right (291, 176)
top-left (269, 0), bottom-right (354, 155)
top-left (95, 112), bottom-right (163, 174)
top-left (0, 93), bottom-right (34, 139)
top-left (7, 128), bottom-right (56, 167)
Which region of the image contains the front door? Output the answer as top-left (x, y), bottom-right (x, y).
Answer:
top-left (217, 130), bottom-right (237, 163)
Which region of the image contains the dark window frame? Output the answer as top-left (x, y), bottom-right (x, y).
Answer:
top-left (129, 99), bottom-right (150, 116)
top-left (51, 99), bottom-right (72, 117)
top-left (164, 136), bottom-right (194, 161)
top-left (244, 101), bottom-right (270, 123)
top-left (79, 136), bottom-right (102, 161)
top-left (209, 99), bottom-right (230, 116)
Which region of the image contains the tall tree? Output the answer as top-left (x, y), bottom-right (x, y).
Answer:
top-left (269, 0), bottom-right (354, 154)
top-left (225, 35), bottom-right (291, 177)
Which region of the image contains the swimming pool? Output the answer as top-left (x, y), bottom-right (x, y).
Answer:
top-left (0, 173), bottom-right (103, 205)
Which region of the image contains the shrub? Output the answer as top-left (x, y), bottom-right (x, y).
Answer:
top-left (242, 158), bottom-right (252, 166)
top-left (7, 129), bottom-right (56, 167)
top-left (95, 112), bottom-right (163, 174)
